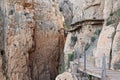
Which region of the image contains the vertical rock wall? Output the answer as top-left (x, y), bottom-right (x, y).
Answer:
top-left (63, 0), bottom-right (104, 70)
top-left (0, 0), bottom-right (64, 80)
top-left (95, 0), bottom-right (120, 69)
top-left (62, 0), bottom-right (120, 70)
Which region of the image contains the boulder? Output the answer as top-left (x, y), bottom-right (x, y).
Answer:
top-left (56, 72), bottom-right (74, 80)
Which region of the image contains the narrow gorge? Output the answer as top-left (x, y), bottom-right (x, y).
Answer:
top-left (0, 0), bottom-right (120, 80)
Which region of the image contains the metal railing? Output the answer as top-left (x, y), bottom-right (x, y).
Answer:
top-left (101, 55), bottom-right (106, 80)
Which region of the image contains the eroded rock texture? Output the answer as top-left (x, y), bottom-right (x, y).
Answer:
top-left (62, 0), bottom-right (104, 70)
top-left (0, 0), bottom-right (64, 80)
top-left (111, 23), bottom-right (120, 70)
top-left (58, 0), bottom-right (73, 27)
top-left (58, 0), bottom-right (104, 28)
top-left (96, 0), bottom-right (120, 69)
top-left (59, 0), bottom-right (120, 71)
top-left (0, 0), bottom-right (6, 80)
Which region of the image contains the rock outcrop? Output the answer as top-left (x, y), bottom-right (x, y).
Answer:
top-left (96, 0), bottom-right (120, 69)
top-left (56, 71), bottom-right (74, 80)
top-left (58, 0), bottom-right (73, 27)
top-left (56, 0), bottom-right (120, 79)
top-left (62, 0), bottom-right (104, 70)
top-left (1, 0), bottom-right (120, 80)
top-left (0, 0), bottom-right (64, 80)
top-left (111, 23), bottom-right (120, 70)
top-left (59, 0), bottom-right (120, 72)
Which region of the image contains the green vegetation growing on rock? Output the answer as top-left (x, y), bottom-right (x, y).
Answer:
top-left (70, 36), bottom-right (77, 46)
top-left (91, 36), bottom-right (96, 43)
top-left (68, 53), bottom-right (74, 67)
top-left (71, 36), bottom-right (77, 43)
top-left (106, 9), bottom-right (120, 26)
top-left (94, 29), bottom-right (101, 35)
top-left (106, 19), bottom-right (115, 26)
top-left (59, 64), bottom-right (65, 73)
top-left (85, 43), bottom-right (90, 51)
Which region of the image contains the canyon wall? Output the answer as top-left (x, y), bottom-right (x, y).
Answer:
top-left (60, 0), bottom-right (105, 70)
top-left (0, 0), bottom-right (120, 80)
top-left (58, 0), bottom-right (120, 72)
top-left (95, 0), bottom-right (120, 69)
top-left (56, 0), bottom-right (120, 79)
top-left (0, 0), bottom-right (64, 80)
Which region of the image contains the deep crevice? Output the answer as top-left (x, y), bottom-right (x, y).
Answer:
top-left (1, 50), bottom-right (8, 80)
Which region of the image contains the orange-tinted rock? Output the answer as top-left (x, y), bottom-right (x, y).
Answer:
top-left (0, 0), bottom-right (64, 80)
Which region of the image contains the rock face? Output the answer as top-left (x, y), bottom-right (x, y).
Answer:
top-left (66, 0), bottom-right (104, 24)
top-left (0, 1), bottom-right (5, 80)
top-left (1, 0), bottom-right (120, 80)
top-left (55, 72), bottom-right (74, 80)
top-left (95, 25), bottom-right (115, 68)
top-left (96, 0), bottom-right (120, 69)
top-left (0, 0), bottom-right (64, 80)
top-left (58, 0), bottom-right (104, 27)
top-left (59, 0), bottom-right (73, 26)
top-left (62, 0), bottom-right (104, 70)
top-left (56, 0), bottom-right (120, 79)
top-left (111, 23), bottom-right (120, 70)
top-left (60, 0), bottom-right (120, 71)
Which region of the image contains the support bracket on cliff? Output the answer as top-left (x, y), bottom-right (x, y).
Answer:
top-left (67, 19), bottom-right (104, 32)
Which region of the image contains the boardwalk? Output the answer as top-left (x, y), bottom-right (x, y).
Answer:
top-left (72, 59), bottom-right (120, 80)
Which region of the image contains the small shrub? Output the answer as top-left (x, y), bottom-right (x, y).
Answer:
top-left (71, 36), bottom-right (77, 43)
top-left (106, 8), bottom-right (120, 26)
top-left (84, 43), bottom-right (90, 51)
top-left (94, 29), bottom-right (101, 35)
top-left (68, 53), bottom-right (74, 67)
top-left (106, 17), bottom-right (115, 26)
top-left (91, 37), bottom-right (96, 42)
top-left (70, 36), bottom-right (77, 46)
top-left (59, 64), bottom-right (65, 73)
top-left (110, 12), bottom-right (113, 16)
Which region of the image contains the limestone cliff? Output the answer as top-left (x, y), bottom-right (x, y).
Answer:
top-left (1, 0), bottom-right (120, 80)
top-left (96, 0), bottom-right (120, 69)
top-left (62, 0), bottom-right (120, 70)
top-left (0, 0), bottom-right (64, 80)
top-left (56, 0), bottom-right (120, 79)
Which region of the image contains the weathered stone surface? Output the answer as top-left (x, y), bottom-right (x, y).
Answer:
top-left (95, 26), bottom-right (115, 68)
top-left (103, 0), bottom-right (113, 20)
top-left (70, 0), bottom-right (104, 24)
top-left (59, 0), bottom-right (73, 26)
top-left (95, 0), bottom-right (120, 69)
top-left (64, 24), bottom-right (102, 70)
top-left (64, 32), bottom-right (75, 54)
top-left (62, 0), bottom-right (104, 72)
top-left (0, 0), bottom-right (64, 80)
top-left (0, 55), bottom-right (4, 80)
top-left (57, 0), bottom-right (104, 26)
top-left (56, 72), bottom-right (74, 80)
top-left (64, 32), bottom-right (76, 69)
top-left (0, 7), bottom-right (4, 50)
top-left (0, 1), bottom-right (5, 80)
top-left (111, 22), bottom-right (120, 70)
top-left (78, 25), bottom-right (102, 55)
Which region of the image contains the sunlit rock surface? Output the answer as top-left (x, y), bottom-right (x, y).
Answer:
top-left (0, 0), bottom-right (64, 80)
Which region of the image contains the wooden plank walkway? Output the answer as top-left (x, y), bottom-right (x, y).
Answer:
top-left (73, 59), bottom-right (120, 80)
